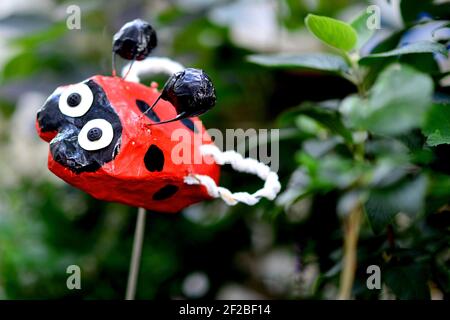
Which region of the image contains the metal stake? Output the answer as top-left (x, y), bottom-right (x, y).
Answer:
top-left (125, 207), bottom-right (146, 300)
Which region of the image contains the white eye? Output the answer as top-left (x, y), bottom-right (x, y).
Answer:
top-left (78, 119), bottom-right (114, 151)
top-left (59, 83), bottom-right (94, 117)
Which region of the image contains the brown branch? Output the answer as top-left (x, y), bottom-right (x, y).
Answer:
top-left (338, 204), bottom-right (362, 300)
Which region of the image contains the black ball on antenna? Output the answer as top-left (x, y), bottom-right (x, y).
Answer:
top-left (112, 19), bottom-right (157, 61)
top-left (161, 68), bottom-right (216, 118)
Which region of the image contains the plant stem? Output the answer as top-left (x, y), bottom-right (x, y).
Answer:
top-left (339, 51), bottom-right (366, 300)
top-left (344, 51), bottom-right (367, 97)
top-left (338, 204), bottom-right (362, 300)
top-left (338, 132), bottom-right (365, 299)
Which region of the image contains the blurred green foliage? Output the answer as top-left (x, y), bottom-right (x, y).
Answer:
top-left (0, 0), bottom-right (449, 300)
top-left (251, 1), bottom-right (450, 299)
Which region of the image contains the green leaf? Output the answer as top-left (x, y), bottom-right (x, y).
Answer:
top-left (341, 64), bottom-right (434, 135)
top-left (305, 14), bottom-right (357, 52)
top-left (1, 51), bottom-right (41, 81)
top-left (359, 41), bottom-right (448, 64)
top-left (1, 51), bottom-right (73, 83)
top-left (427, 174), bottom-right (450, 214)
top-left (350, 10), bottom-right (375, 50)
top-left (365, 175), bottom-right (427, 234)
top-left (280, 103), bottom-right (353, 143)
top-left (369, 30), bottom-right (405, 55)
top-left (384, 264), bottom-right (430, 300)
top-left (400, 53), bottom-right (442, 76)
top-left (247, 53), bottom-right (349, 74)
top-left (423, 103), bottom-right (450, 146)
top-left (300, 153), bottom-right (366, 190)
top-left (368, 158), bottom-right (411, 188)
top-left (10, 22), bottom-right (67, 49)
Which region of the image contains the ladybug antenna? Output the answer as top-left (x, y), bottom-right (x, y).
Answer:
top-left (141, 94), bottom-right (162, 117)
top-left (138, 90), bottom-right (165, 123)
top-left (123, 60), bottom-right (136, 80)
top-left (112, 52), bottom-right (136, 79)
top-left (138, 73), bottom-right (176, 119)
top-left (147, 112), bottom-right (188, 126)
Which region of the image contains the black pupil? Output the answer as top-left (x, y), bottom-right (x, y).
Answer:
top-left (87, 127), bottom-right (102, 141)
top-left (67, 93), bottom-right (81, 107)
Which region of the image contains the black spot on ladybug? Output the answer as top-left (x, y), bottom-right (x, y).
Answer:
top-left (152, 184), bottom-right (179, 201)
top-left (136, 99), bottom-right (160, 122)
top-left (181, 118), bottom-right (198, 133)
top-left (144, 144), bottom-right (164, 172)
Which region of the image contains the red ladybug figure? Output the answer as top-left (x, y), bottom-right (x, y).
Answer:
top-left (36, 19), bottom-right (280, 214)
top-left (36, 75), bottom-right (220, 213)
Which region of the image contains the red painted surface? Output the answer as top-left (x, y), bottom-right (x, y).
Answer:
top-left (36, 75), bottom-right (220, 213)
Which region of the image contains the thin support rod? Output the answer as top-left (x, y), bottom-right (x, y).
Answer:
top-left (125, 207), bottom-right (146, 300)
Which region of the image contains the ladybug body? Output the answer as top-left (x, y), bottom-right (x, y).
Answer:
top-left (37, 75), bottom-right (220, 213)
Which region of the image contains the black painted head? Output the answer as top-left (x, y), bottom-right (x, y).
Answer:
top-left (37, 80), bottom-right (122, 173)
top-left (112, 19), bottom-right (157, 61)
top-left (161, 68), bottom-right (216, 118)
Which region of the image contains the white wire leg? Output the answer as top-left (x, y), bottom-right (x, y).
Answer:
top-left (121, 56), bottom-right (185, 82)
top-left (184, 145), bottom-right (281, 206)
top-left (125, 207), bottom-right (146, 300)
